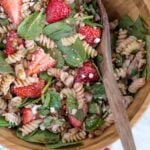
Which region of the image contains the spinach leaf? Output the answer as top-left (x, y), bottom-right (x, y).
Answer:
top-left (39, 72), bottom-right (51, 82)
top-left (37, 106), bottom-right (50, 116)
top-left (66, 95), bottom-right (78, 114)
top-left (57, 38), bottom-right (87, 67)
top-left (85, 115), bottom-right (104, 132)
top-left (0, 51), bottom-right (14, 74)
top-left (0, 116), bottom-right (10, 127)
top-left (0, 43), bottom-right (5, 50)
top-left (84, 20), bottom-right (103, 28)
top-left (74, 109), bottom-right (84, 121)
top-left (19, 98), bottom-right (41, 108)
top-left (89, 102), bottom-right (101, 114)
top-left (46, 141), bottom-right (82, 149)
top-left (48, 49), bottom-right (64, 68)
top-left (16, 130), bottom-right (60, 144)
top-left (86, 83), bottom-right (106, 100)
top-left (0, 18), bottom-right (9, 26)
top-left (43, 22), bottom-right (75, 41)
top-left (18, 12), bottom-right (45, 40)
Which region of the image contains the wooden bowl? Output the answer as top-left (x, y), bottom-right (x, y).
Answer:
top-left (0, 0), bottom-right (150, 150)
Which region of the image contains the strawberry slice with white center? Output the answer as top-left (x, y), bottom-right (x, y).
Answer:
top-left (1, 0), bottom-right (22, 26)
top-left (26, 49), bottom-right (57, 75)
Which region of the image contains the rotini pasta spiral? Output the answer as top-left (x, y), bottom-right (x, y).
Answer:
top-left (60, 88), bottom-right (76, 99)
top-left (62, 128), bottom-right (86, 143)
top-left (19, 119), bottom-right (42, 136)
top-left (116, 36), bottom-right (137, 53)
top-left (35, 34), bottom-right (56, 49)
top-left (6, 46), bottom-right (27, 64)
top-left (15, 64), bottom-right (26, 80)
top-left (73, 83), bottom-right (86, 109)
top-left (25, 40), bottom-right (36, 51)
top-left (8, 96), bottom-right (22, 113)
top-left (0, 98), bottom-right (7, 112)
top-left (65, 0), bottom-right (75, 4)
top-left (22, 0), bottom-right (32, 19)
top-left (0, 24), bottom-right (16, 35)
top-left (48, 68), bottom-right (74, 88)
top-left (0, 75), bottom-right (14, 95)
top-left (117, 81), bottom-right (127, 95)
top-left (122, 40), bottom-right (144, 56)
top-left (82, 41), bottom-right (98, 58)
top-left (116, 28), bottom-right (128, 46)
top-left (128, 78), bottom-right (145, 93)
top-left (14, 76), bottom-right (39, 87)
top-left (2, 113), bottom-right (21, 126)
top-left (61, 33), bottom-right (85, 46)
top-left (114, 68), bottom-right (127, 80)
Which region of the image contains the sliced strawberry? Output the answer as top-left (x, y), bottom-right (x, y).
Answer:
top-left (13, 80), bottom-right (45, 98)
top-left (4, 31), bottom-right (23, 57)
top-left (22, 108), bottom-right (34, 125)
top-left (46, 0), bottom-right (71, 23)
top-left (1, 0), bottom-right (22, 25)
top-left (26, 49), bottom-right (57, 75)
top-left (75, 61), bottom-right (99, 83)
top-left (78, 26), bottom-right (101, 45)
top-left (68, 115), bottom-right (83, 128)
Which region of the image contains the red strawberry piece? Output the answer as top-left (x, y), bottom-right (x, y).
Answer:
top-left (46, 0), bottom-right (71, 23)
top-left (78, 26), bottom-right (101, 45)
top-left (4, 31), bottom-right (23, 57)
top-left (22, 108), bottom-right (34, 125)
top-left (68, 115), bottom-right (82, 128)
top-left (26, 49), bottom-right (57, 75)
top-left (75, 61), bottom-right (99, 83)
top-left (1, 0), bottom-right (22, 25)
top-left (13, 80), bottom-right (45, 98)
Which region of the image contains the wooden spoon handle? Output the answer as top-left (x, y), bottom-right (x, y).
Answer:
top-left (97, 1), bottom-right (136, 150)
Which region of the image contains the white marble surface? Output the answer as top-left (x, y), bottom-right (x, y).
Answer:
top-left (0, 107), bottom-right (150, 150)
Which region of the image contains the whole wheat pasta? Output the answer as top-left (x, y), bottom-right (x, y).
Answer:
top-left (0, 98), bottom-right (7, 112)
top-left (25, 40), bottom-right (36, 51)
top-left (14, 76), bottom-right (39, 87)
top-left (82, 41), bottom-right (98, 58)
top-left (8, 97), bottom-right (22, 113)
top-left (61, 33), bottom-right (85, 46)
top-left (19, 119), bottom-right (42, 136)
top-left (60, 88), bottom-right (76, 99)
top-left (15, 64), bottom-right (26, 80)
top-left (62, 128), bottom-right (86, 143)
top-left (21, 0), bottom-right (32, 19)
top-left (3, 113), bottom-right (21, 126)
top-left (122, 40), bottom-right (144, 56)
top-left (116, 36), bottom-right (137, 53)
top-left (0, 75), bottom-right (14, 95)
top-left (6, 47), bottom-right (27, 64)
top-left (35, 34), bottom-right (56, 49)
top-left (0, 24), bottom-right (16, 35)
top-left (114, 68), bottom-right (127, 80)
top-left (48, 68), bottom-right (74, 88)
top-left (73, 83), bottom-right (86, 109)
top-left (128, 78), bottom-right (145, 93)
top-left (116, 28), bottom-right (128, 46)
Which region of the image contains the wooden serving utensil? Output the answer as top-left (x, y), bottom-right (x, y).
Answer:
top-left (97, 0), bottom-right (136, 150)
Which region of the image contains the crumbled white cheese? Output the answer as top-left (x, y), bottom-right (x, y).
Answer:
top-left (71, 109), bottom-right (77, 115)
top-left (50, 107), bottom-right (56, 113)
top-left (40, 124), bottom-right (46, 131)
top-left (31, 105), bottom-right (41, 115)
top-left (94, 38), bottom-right (101, 44)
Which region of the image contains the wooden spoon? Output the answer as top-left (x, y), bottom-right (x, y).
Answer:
top-left (97, 0), bottom-right (136, 150)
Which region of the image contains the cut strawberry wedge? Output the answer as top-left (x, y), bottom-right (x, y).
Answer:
top-left (75, 61), bottom-right (99, 83)
top-left (26, 49), bottom-right (57, 75)
top-left (22, 108), bottom-right (34, 125)
top-left (13, 80), bottom-right (45, 98)
top-left (4, 31), bottom-right (23, 57)
top-left (68, 115), bottom-right (83, 128)
top-left (1, 0), bottom-right (22, 25)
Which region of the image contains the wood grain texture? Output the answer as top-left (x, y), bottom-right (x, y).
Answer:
top-left (0, 0), bottom-right (150, 150)
top-left (97, 0), bottom-right (136, 149)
